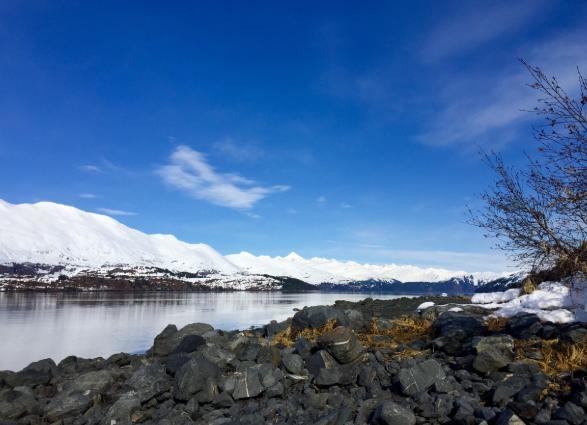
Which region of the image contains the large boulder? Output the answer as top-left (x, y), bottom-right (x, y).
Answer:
top-left (398, 359), bottom-right (446, 396)
top-left (291, 305), bottom-right (348, 332)
top-left (4, 358), bottom-right (56, 387)
top-left (100, 392), bottom-right (141, 425)
top-left (554, 401), bottom-right (585, 425)
top-left (173, 356), bottom-right (220, 402)
top-left (492, 375), bottom-right (530, 406)
top-left (314, 364), bottom-right (357, 387)
top-left (317, 326), bottom-right (364, 364)
top-left (127, 363), bottom-right (171, 403)
top-left (432, 312), bottom-right (485, 354)
top-left (149, 323), bottom-right (213, 357)
top-left (433, 312), bottom-right (486, 340)
top-left (505, 313), bottom-right (542, 339)
top-left (472, 335), bottom-right (515, 374)
top-left (281, 352), bottom-right (304, 375)
top-left (371, 400), bottom-right (416, 425)
top-left (0, 387), bottom-right (41, 420)
top-left (232, 366), bottom-right (265, 400)
top-left (46, 370), bottom-right (114, 421)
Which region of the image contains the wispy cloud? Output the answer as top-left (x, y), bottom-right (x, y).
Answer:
top-left (316, 196), bottom-right (327, 204)
top-left (78, 164), bottom-right (103, 173)
top-left (420, 0), bottom-right (548, 62)
top-left (79, 193), bottom-right (98, 199)
top-left (157, 145), bottom-right (290, 210)
top-left (213, 137), bottom-right (265, 162)
top-left (419, 30), bottom-right (587, 149)
top-left (340, 202), bottom-right (352, 209)
top-left (96, 208), bottom-right (137, 216)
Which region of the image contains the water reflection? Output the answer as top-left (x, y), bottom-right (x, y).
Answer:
top-left (0, 291), bottom-right (410, 371)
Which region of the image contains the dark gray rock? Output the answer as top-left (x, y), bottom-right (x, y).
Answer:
top-left (291, 305), bottom-right (348, 332)
top-left (294, 337), bottom-right (313, 358)
top-left (316, 406), bottom-right (352, 425)
top-left (371, 400), bottom-right (416, 425)
top-left (472, 335), bottom-right (515, 373)
top-left (100, 392), bottom-right (141, 425)
top-left (264, 319), bottom-right (290, 338)
top-left (174, 357), bottom-right (220, 402)
top-left (433, 311), bottom-right (486, 339)
top-left (317, 326), bottom-right (364, 364)
top-left (165, 353), bottom-right (191, 376)
top-left (232, 366), bottom-right (264, 399)
top-left (57, 356), bottom-right (97, 375)
top-left (234, 337), bottom-right (263, 362)
top-left (127, 363), bottom-right (171, 403)
top-left (554, 402), bottom-right (585, 425)
top-left (5, 358), bottom-right (56, 387)
top-left (0, 387), bottom-right (40, 420)
top-left (282, 353), bottom-right (304, 375)
top-left (150, 323), bottom-right (214, 356)
top-left (434, 375), bottom-right (461, 393)
top-left (173, 334), bottom-right (206, 354)
top-left (344, 309), bottom-right (368, 332)
top-left (432, 312), bottom-right (486, 354)
top-left (560, 327), bottom-right (587, 345)
top-left (307, 350), bottom-right (338, 378)
top-left (46, 370), bottom-right (114, 421)
top-left (506, 313), bottom-right (542, 339)
top-left (495, 409), bottom-right (526, 425)
top-left (493, 375), bottom-right (529, 405)
top-left (398, 359), bottom-right (446, 396)
top-left (256, 344), bottom-right (281, 366)
top-left (314, 364), bottom-right (357, 387)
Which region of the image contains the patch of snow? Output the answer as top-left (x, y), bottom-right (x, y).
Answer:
top-left (417, 301), bottom-right (435, 311)
top-left (474, 279), bottom-right (587, 323)
top-left (448, 307), bottom-right (463, 312)
top-left (471, 288), bottom-right (521, 304)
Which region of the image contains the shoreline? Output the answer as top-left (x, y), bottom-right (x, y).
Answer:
top-left (1, 295), bottom-right (585, 424)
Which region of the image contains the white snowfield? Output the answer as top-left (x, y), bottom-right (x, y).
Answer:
top-left (0, 198), bottom-right (508, 285)
top-left (472, 279), bottom-right (587, 323)
top-left (0, 199), bottom-right (238, 274)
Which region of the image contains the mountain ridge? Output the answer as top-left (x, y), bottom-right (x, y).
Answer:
top-left (0, 199), bottom-right (515, 290)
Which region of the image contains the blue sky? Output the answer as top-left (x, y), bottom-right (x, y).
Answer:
top-left (1, 1), bottom-right (586, 272)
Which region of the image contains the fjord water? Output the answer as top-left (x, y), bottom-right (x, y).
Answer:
top-left (0, 291), bottom-right (411, 371)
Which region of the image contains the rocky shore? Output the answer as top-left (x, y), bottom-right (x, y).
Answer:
top-left (1, 296), bottom-right (586, 425)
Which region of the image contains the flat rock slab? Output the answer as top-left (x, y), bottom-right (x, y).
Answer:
top-left (399, 359), bottom-right (446, 396)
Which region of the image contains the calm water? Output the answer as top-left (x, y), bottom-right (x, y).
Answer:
top-left (0, 291), bottom-right (411, 371)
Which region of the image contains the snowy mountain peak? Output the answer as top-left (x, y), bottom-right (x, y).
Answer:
top-left (284, 252), bottom-right (304, 262)
top-left (0, 199), bottom-right (238, 274)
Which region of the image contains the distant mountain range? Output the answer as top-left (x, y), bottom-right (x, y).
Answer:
top-left (0, 199), bottom-right (520, 292)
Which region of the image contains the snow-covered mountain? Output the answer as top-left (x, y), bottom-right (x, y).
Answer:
top-left (0, 199), bottom-right (237, 273)
top-left (226, 252), bottom-right (508, 285)
top-left (0, 199), bottom-right (514, 291)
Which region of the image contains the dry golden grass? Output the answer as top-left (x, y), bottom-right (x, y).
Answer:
top-left (390, 347), bottom-right (430, 361)
top-left (271, 316), bottom-right (433, 361)
top-left (270, 319), bottom-right (338, 347)
top-left (486, 316), bottom-right (509, 332)
top-left (521, 278), bottom-right (537, 295)
top-left (515, 336), bottom-right (587, 396)
top-left (357, 316), bottom-right (433, 356)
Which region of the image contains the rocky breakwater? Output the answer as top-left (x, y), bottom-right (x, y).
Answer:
top-left (1, 296), bottom-right (586, 425)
